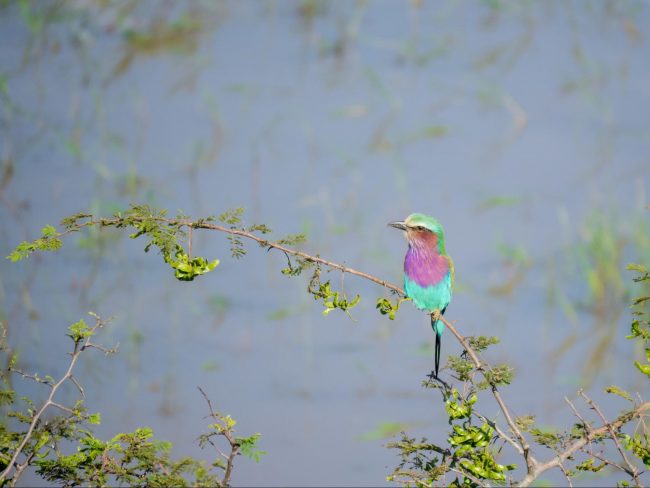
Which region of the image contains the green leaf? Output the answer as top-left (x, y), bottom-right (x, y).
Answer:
top-left (634, 361), bottom-right (650, 377)
top-left (237, 433), bottom-right (266, 462)
top-left (627, 263), bottom-right (648, 273)
top-left (87, 412), bottom-right (102, 425)
top-left (277, 233), bottom-right (307, 246)
top-left (6, 224), bottom-right (62, 261)
top-left (41, 225), bottom-right (58, 237)
top-left (67, 319), bottom-right (92, 342)
top-left (218, 207), bottom-right (245, 225)
top-left (605, 385), bottom-right (633, 401)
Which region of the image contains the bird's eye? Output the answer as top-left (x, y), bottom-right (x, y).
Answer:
top-left (417, 226), bottom-right (426, 231)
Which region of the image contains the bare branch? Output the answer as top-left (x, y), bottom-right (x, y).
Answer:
top-left (557, 460), bottom-right (573, 488)
top-left (579, 390), bottom-right (641, 486)
top-left (70, 375), bottom-right (85, 398)
top-left (197, 386), bottom-right (218, 421)
top-left (8, 368), bottom-right (52, 387)
top-left (188, 223), bottom-right (193, 260)
top-left (587, 447), bottom-right (630, 475)
top-left (70, 216), bottom-right (403, 294)
top-left (565, 395), bottom-right (589, 431)
top-left (473, 411), bottom-right (522, 456)
top-left (517, 401), bottom-right (650, 487)
top-left (448, 467), bottom-right (490, 487)
top-left (50, 402), bottom-right (76, 415)
top-left (83, 341), bottom-right (119, 355)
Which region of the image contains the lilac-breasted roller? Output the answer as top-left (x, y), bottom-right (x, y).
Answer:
top-left (389, 213), bottom-right (454, 378)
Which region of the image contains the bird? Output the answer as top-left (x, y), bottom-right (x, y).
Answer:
top-left (389, 213), bottom-right (454, 378)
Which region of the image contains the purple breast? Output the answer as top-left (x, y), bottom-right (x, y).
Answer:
top-left (404, 246), bottom-right (449, 287)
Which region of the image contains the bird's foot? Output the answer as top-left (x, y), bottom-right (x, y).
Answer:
top-left (430, 309), bottom-right (441, 321)
top-left (427, 370), bottom-right (438, 381)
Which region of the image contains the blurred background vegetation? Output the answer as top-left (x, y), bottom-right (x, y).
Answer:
top-left (0, 0), bottom-right (649, 485)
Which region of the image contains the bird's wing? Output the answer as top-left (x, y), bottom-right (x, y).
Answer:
top-left (446, 255), bottom-right (455, 290)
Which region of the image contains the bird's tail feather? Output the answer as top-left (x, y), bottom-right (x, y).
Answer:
top-left (434, 331), bottom-right (441, 378)
top-left (431, 316), bottom-right (444, 378)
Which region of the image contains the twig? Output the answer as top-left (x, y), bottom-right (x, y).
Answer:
top-left (84, 342), bottom-right (119, 355)
top-left (70, 216), bottom-right (403, 294)
top-left (9, 369), bottom-right (52, 387)
top-left (585, 446), bottom-right (629, 474)
top-left (448, 467), bottom-right (489, 487)
top-left (9, 452), bottom-right (35, 488)
top-left (473, 411), bottom-right (522, 456)
top-left (188, 223), bottom-right (193, 260)
top-left (195, 220), bottom-right (404, 294)
top-left (70, 375), bottom-right (85, 398)
top-left (579, 390), bottom-right (641, 486)
top-left (557, 460), bottom-right (573, 488)
top-left (565, 396), bottom-right (589, 430)
top-left (50, 402), bottom-right (76, 415)
top-left (197, 386), bottom-right (240, 487)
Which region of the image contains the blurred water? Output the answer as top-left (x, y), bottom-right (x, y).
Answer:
top-left (1, 1), bottom-right (649, 486)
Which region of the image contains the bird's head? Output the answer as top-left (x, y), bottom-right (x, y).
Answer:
top-left (389, 213), bottom-right (446, 254)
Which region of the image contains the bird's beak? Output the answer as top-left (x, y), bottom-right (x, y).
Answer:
top-left (388, 221), bottom-right (408, 231)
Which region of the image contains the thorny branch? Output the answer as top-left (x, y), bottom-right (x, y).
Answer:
top-left (62, 215), bottom-right (403, 294)
top-left (518, 402), bottom-right (650, 487)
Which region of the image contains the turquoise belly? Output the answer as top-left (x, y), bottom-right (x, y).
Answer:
top-left (404, 273), bottom-right (452, 313)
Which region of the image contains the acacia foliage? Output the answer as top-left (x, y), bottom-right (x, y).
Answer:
top-left (0, 315), bottom-right (264, 487)
top-left (4, 205), bottom-right (650, 486)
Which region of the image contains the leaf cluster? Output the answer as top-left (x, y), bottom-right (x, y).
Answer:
top-left (477, 364), bottom-right (514, 390)
top-left (0, 315), bottom-right (262, 487)
top-left (309, 279), bottom-right (360, 318)
top-left (388, 388), bottom-right (515, 487)
top-left (5, 225), bottom-right (62, 262)
top-left (622, 433), bottom-right (650, 467)
top-left (218, 207), bottom-right (274, 258)
top-left (627, 264), bottom-right (650, 378)
top-left (35, 427), bottom-right (222, 487)
top-left (280, 255), bottom-right (314, 277)
top-left (198, 412), bottom-right (266, 465)
top-left (445, 336), bottom-right (506, 388)
top-left (277, 233), bottom-right (307, 247)
top-left (376, 296), bottom-right (409, 320)
top-left (6, 206), bottom-right (223, 281)
top-left (123, 206), bottom-right (219, 280)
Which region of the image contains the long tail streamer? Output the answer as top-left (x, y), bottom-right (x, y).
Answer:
top-left (434, 330), bottom-right (441, 378)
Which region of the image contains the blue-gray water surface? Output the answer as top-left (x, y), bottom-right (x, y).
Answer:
top-left (1, 1), bottom-right (649, 486)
